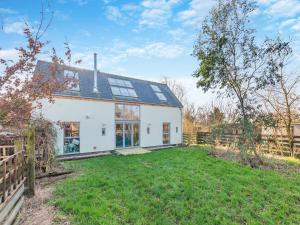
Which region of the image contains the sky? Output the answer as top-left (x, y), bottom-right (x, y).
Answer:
top-left (0, 0), bottom-right (300, 106)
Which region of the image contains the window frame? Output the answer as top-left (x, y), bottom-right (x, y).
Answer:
top-left (162, 122), bottom-right (170, 145)
top-left (115, 104), bottom-right (140, 121)
top-left (62, 122), bottom-right (80, 154)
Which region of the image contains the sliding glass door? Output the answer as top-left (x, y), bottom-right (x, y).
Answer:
top-left (124, 123), bottom-right (132, 147)
top-left (115, 122), bottom-right (139, 148)
top-left (116, 123), bottom-right (124, 148)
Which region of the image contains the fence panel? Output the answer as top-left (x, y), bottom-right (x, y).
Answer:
top-left (0, 148), bottom-right (26, 225)
top-left (195, 132), bottom-right (300, 157)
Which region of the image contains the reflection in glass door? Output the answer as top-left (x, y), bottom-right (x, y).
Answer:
top-left (116, 123), bottom-right (123, 148)
top-left (124, 123), bottom-right (132, 147)
top-left (133, 123), bottom-right (139, 146)
top-left (116, 123), bottom-right (139, 148)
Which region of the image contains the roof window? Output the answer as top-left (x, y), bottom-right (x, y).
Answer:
top-left (109, 78), bottom-right (137, 98)
top-left (64, 70), bottom-right (80, 91)
top-left (151, 84), bottom-right (167, 101)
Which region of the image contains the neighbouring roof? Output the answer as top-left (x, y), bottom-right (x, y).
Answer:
top-left (35, 60), bottom-right (183, 108)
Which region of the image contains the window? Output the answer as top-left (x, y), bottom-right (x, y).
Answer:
top-left (151, 84), bottom-right (167, 101)
top-left (109, 78), bottom-right (137, 98)
top-left (151, 84), bottom-right (161, 92)
top-left (63, 122), bottom-right (80, 154)
top-left (111, 87), bottom-right (137, 97)
top-left (163, 123), bottom-right (170, 145)
top-left (176, 127), bottom-right (178, 133)
top-left (102, 128), bottom-right (106, 136)
top-left (115, 104), bottom-right (140, 121)
top-left (147, 127), bottom-right (150, 134)
top-left (64, 70), bottom-right (79, 91)
top-left (108, 78), bottom-right (133, 88)
top-left (156, 92), bottom-right (167, 101)
top-left (115, 104), bottom-right (140, 148)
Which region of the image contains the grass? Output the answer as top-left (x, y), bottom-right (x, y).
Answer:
top-left (52, 147), bottom-right (300, 225)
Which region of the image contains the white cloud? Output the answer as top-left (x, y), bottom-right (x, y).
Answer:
top-left (106, 6), bottom-right (122, 21)
top-left (280, 17), bottom-right (300, 31)
top-left (126, 42), bottom-right (184, 58)
top-left (139, 0), bottom-right (181, 27)
top-left (256, 0), bottom-right (274, 5)
top-left (121, 3), bottom-right (140, 12)
top-left (71, 42), bottom-right (185, 71)
top-left (177, 0), bottom-right (215, 27)
top-left (2, 21), bottom-right (25, 35)
top-left (0, 8), bottom-right (17, 14)
top-left (280, 18), bottom-right (297, 29)
top-left (267, 0), bottom-right (300, 17)
top-left (168, 28), bottom-right (187, 41)
top-left (0, 49), bottom-right (18, 60)
top-left (292, 20), bottom-right (300, 31)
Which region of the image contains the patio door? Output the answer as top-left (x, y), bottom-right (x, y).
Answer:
top-left (116, 123), bottom-right (123, 148)
top-left (116, 122), bottom-right (139, 148)
top-left (124, 123), bottom-right (132, 147)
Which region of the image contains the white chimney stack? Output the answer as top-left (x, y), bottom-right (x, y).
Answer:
top-left (93, 53), bottom-right (99, 93)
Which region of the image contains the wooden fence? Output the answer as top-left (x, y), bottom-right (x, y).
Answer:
top-left (0, 147), bottom-right (26, 225)
top-left (183, 132), bottom-right (300, 157)
top-left (259, 135), bottom-right (300, 157)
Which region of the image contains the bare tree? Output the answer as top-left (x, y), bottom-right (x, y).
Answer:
top-left (258, 74), bottom-right (300, 156)
top-left (162, 77), bottom-right (187, 105)
top-left (256, 37), bottom-right (299, 156)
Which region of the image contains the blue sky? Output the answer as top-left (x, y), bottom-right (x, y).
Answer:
top-left (1, 0), bottom-right (300, 106)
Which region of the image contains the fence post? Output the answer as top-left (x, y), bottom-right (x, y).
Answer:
top-left (14, 138), bottom-right (22, 153)
top-left (26, 126), bottom-right (35, 197)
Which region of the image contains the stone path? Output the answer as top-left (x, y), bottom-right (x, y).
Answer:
top-left (115, 148), bottom-right (151, 155)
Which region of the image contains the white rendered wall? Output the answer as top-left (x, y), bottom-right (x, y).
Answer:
top-left (39, 98), bottom-right (115, 155)
top-left (39, 97), bottom-right (182, 155)
top-left (140, 105), bottom-right (182, 147)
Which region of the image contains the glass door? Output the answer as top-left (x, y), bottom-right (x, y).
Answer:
top-left (133, 123), bottom-right (139, 146)
top-left (116, 122), bottom-right (140, 148)
top-left (124, 123), bottom-right (132, 147)
top-left (116, 123), bottom-right (123, 148)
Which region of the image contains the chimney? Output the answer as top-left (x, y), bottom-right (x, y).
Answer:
top-left (93, 53), bottom-right (99, 93)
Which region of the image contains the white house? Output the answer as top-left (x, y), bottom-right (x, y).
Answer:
top-left (36, 54), bottom-right (183, 155)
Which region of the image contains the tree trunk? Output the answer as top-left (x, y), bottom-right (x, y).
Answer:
top-left (240, 102), bottom-right (263, 166)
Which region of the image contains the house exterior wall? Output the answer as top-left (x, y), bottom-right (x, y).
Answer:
top-left (140, 105), bottom-right (182, 147)
top-left (39, 97), bottom-right (182, 155)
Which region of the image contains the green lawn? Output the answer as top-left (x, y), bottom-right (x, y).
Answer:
top-left (53, 147), bottom-right (300, 225)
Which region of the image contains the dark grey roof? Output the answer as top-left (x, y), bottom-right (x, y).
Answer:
top-left (35, 60), bottom-right (183, 108)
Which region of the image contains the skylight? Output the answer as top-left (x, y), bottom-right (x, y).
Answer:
top-left (151, 84), bottom-right (167, 101)
top-left (64, 70), bottom-right (79, 91)
top-left (108, 78), bottom-right (133, 88)
top-left (156, 92), bottom-right (167, 101)
top-left (111, 86), bottom-right (137, 97)
top-left (109, 77), bottom-right (137, 98)
top-left (151, 84), bottom-right (161, 92)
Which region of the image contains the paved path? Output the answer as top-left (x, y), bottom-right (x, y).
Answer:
top-left (115, 148), bottom-right (151, 155)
